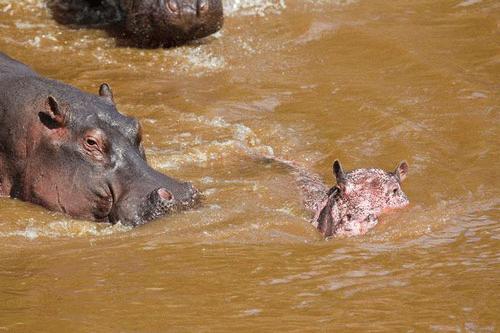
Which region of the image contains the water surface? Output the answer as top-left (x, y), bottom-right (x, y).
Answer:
top-left (0, 0), bottom-right (499, 331)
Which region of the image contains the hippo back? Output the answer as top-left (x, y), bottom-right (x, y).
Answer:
top-left (0, 53), bottom-right (36, 78)
top-left (258, 156), bottom-right (329, 213)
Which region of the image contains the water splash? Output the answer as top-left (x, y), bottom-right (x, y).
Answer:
top-left (170, 46), bottom-right (226, 76)
top-left (151, 113), bottom-right (274, 169)
top-left (0, 218), bottom-right (131, 239)
top-left (456, 0), bottom-right (482, 7)
top-left (224, 0), bottom-right (286, 16)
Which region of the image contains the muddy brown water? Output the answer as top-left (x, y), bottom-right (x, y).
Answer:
top-left (0, 0), bottom-right (499, 331)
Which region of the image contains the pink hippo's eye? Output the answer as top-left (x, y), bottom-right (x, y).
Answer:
top-left (393, 188), bottom-right (398, 195)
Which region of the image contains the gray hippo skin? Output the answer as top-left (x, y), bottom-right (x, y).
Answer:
top-left (0, 52), bottom-right (200, 225)
top-left (262, 157), bottom-right (409, 238)
top-left (47, 0), bottom-right (224, 47)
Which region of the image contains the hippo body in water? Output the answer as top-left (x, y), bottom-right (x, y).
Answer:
top-left (263, 157), bottom-right (409, 238)
top-left (0, 52), bottom-right (199, 225)
top-left (47, 0), bottom-right (224, 47)
top-left (312, 160), bottom-right (409, 237)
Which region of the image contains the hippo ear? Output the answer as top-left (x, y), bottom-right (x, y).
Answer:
top-left (99, 83), bottom-right (114, 104)
top-left (39, 96), bottom-right (66, 129)
top-left (333, 160), bottom-right (347, 192)
top-left (333, 160), bottom-right (346, 183)
top-left (395, 161), bottom-right (409, 182)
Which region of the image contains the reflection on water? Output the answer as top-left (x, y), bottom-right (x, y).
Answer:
top-left (0, 0), bottom-right (499, 331)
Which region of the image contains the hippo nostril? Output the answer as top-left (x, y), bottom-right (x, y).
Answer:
top-left (157, 188), bottom-right (174, 201)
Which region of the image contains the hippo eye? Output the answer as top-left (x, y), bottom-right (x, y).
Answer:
top-left (86, 138), bottom-right (98, 146)
top-left (83, 130), bottom-right (106, 161)
top-left (393, 188), bottom-right (398, 195)
top-left (166, 0), bottom-right (179, 13)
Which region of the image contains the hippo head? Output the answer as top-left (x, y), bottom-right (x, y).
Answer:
top-left (26, 83), bottom-right (199, 226)
top-left (314, 160), bottom-right (409, 238)
top-left (124, 0), bottom-right (224, 46)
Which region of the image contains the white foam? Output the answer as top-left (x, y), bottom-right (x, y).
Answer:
top-left (456, 0), bottom-right (482, 7)
top-left (461, 91), bottom-right (488, 99)
top-left (0, 219), bottom-right (131, 239)
top-left (170, 46), bottom-right (226, 76)
top-left (296, 22), bottom-right (340, 44)
top-left (14, 21), bottom-right (47, 29)
top-left (240, 308), bottom-right (263, 316)
top-left (92, 47), bottom-right (118, 65)
top-left (27, 36), bottom-right (41, 47)
top-left (306, 0), bottom-right (358, 5)
top-left (153, 112), bottom-right (274, 168)
top-left (224, 0), bottom-right (286, 16)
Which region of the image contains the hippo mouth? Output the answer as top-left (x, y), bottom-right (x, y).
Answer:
top-left (157, 24), bottom-right (220, 45)
top-left (105, 185), bottom-right (201, 226)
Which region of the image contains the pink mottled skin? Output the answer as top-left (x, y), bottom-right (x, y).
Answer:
top-left (312, 160), bottom-right (409, 238)
top-left (260, 156), bottom-right (409, 238)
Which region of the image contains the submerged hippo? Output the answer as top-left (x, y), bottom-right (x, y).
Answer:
top-left (263, 157), bottom-right (409, 238)
top-left (47, 0), bottom-right (224, 47)
top-left (312, 160), bottom-right (409, 237)
top-left (0, 52), bottom-right (199, 225)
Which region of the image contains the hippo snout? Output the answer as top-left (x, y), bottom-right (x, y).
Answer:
top-left (107, 179), bottom-right (200, 227)
top-left (136, 183), bottom-right (200, 226)
top-left (138, 187), bottom-right (177, 224)
top-left (177, 183), bottom-right (201, 206)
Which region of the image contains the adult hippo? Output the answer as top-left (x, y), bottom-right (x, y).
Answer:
top-left (0, 52), bottom-right (200, 225)
top-left (47, 0), bottom-right (224, 47)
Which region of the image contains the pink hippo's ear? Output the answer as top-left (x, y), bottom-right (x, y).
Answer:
top-left (99, 83), bottom-right (114, 104)
top-left (39, 96), bottom-right (66, 129)
top-left (395, 161), bottom-right (409, 182)
top-left (333, 160), bottom-right (347, 193)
